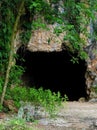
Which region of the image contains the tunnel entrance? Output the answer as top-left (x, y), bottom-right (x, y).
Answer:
top-left (16, 47), bottom-right (87, 101)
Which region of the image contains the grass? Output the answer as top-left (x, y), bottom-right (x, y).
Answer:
top-left (0, 118), bottom-right (44, 130)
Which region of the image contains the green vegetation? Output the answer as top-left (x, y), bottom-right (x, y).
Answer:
top-left (4, 86), bottom-right (67, 116)
top-left (0, 0), bottom-right (97, 122)
top-left (0, 118), bottom-right (41, 130)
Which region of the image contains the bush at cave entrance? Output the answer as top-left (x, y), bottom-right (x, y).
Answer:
top-left (6, 86), bottom-right (68, 116)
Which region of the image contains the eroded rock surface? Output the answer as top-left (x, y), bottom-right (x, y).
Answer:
top-left (85, 42), bottom-right (97, 99)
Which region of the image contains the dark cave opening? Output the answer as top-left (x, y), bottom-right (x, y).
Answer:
top-left (16, 47), bottom-right (88, 101)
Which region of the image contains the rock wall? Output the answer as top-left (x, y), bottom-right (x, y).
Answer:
top-left (27, 24), bottom-right (65, 52)
top-left (85, 42), bottom-right (97, 99)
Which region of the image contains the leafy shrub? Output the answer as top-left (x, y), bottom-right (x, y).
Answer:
top-left (9, 65), bottom-right (25, 85)
top-left (9, 86), bottom-right (68, 116)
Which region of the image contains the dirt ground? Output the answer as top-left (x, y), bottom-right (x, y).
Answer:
top-left (1, 101), bottom-right (97, 130)
top-left (35, 101), bottom-right (97, 130)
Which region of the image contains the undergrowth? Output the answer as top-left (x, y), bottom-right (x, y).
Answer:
top-left (4, 86), bottom-right (68, 117)
top-left (0, 118), bottom-right (41, 130)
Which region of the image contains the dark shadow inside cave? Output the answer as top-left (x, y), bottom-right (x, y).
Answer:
top-left (16, 47), bottom-right (88, 101)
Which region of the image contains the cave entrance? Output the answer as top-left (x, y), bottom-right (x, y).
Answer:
top-left (16, 47), bottom-right (87, 101)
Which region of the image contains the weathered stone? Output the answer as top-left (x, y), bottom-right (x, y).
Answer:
top-left (18, 101), bottom-right (49, 122)
top-left (0, 113), bottom-right (6, 119)
top-left (78, 97), bottom-right (86, 102)
top-left (3, 100), bottom-right (18, 113)
top-left (27, 25), bottom-right (65, 52)
top-left (89, 98), bottom-right (97, 103)
top-left (85, 55), bottom-right (97, 99)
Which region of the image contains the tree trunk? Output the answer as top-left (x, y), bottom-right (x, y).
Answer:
top-left (1, 1), bottom-right (24, 105)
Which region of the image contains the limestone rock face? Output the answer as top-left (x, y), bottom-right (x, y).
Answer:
top-left (27, 24), bottom-right (65, 52)
top-left (85, 42), bottom-right (97, 99)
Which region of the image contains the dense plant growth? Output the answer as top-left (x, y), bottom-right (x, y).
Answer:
top-left (8, 87), bottom-right (67, 116)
